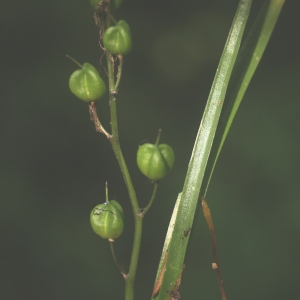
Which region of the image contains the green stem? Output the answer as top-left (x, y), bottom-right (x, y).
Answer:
top-left (154, 129), bottom-right (162, 147)
top-left (139, 182), bottom-right (159, 217)
top-left (93, 6), bottom-right (142, 299)
top-left (110, 14), bottom-right (118, 25)
top-left (109, 241), bottom-right (127, 277)
top-left (125, 216), bottom-right (142, 300)
top-left (66, 55), bottom-right (83, 68)
top-left (106, 49), bottom-right (141, 300)
top-left (114, 55), bottom-right (123, 92)
top-left (105, 181), bottom-right (109, 203)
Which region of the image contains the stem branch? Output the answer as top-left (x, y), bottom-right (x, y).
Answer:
top-left (109, 241), bottom-right (127, 278)
top-left (88, 101), bottom-right (112, 138)
top-left (139, 182), bottom-right (159, 217)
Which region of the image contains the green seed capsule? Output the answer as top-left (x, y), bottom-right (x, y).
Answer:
top-left (90, 200), bottom-right (124, 240)
top-left (103, 20), bottom-right (132, 55)
top-left (137, 143), bottom-right (175, 181)
top-left (69, 62), bottom-right (106, 102)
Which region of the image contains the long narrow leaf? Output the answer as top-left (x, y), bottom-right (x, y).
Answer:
top-left (201, 0), bottom-right (285, 197)
top-left (151, 1), bottom-right (252, 299)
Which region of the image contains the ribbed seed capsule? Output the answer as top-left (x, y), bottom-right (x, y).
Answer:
top-left (90, 200), bottom-right (124, 241)
top-left (137, 143), bottom-right (175, 181)
top-left (69, 62), bottom-right (106, 102)
top-left (103, 20), bottom-right (132, 55)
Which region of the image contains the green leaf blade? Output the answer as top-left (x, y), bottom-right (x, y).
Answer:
top-left (151, 1), bottom-right (253, 299)
top-left (201, 0), bottom-right (286, 197)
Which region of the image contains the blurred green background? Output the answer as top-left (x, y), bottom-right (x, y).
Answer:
top-left (1, 0), bottom-right (300, 299)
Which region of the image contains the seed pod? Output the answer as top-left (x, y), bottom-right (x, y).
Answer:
top-left (103, 20), bottom-right (132, 55)
top-left (137, 143), bottom-right (175, 181)
top-left (69, 62), bottom-right (106, 102)
top-left (90, 200), bottom-right (124, 240)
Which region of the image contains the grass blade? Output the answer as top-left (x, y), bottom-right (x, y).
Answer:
top-left (151, 1), bottom-right (252, 299)
top-left (201, 0), bottom-right (286, 197)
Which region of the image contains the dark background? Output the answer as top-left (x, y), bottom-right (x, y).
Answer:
top-left (1, 0), bottom-right (300, 299)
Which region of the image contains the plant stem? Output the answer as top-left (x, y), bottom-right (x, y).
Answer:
top-left (106, 49), bottom-right (141, 300)
top-left (109, 241), bottom-right (127, 278)
top-left (66, 55), bottom-right (83, 68)
top-left (105, 181), bottom-right (109, 203)
top-left (139, 182), bottom-right (159, 217)
top-left (114, 55), bottom-right (123, 92)
top-left (93, 5), bottom-right (143, 299)
top-left (88, 101), bottom-right (112, 138)
top-left (154, 129), bottom-right (162, 146)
